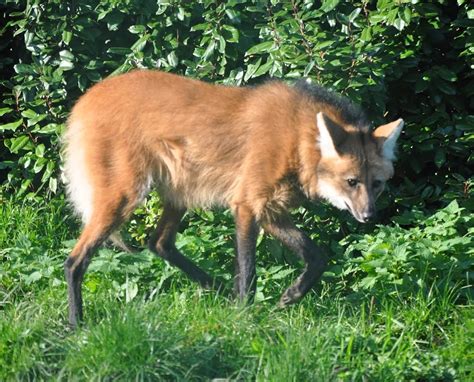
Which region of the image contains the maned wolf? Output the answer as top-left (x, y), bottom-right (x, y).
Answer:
top-left (63, 70), bottom-right (403, 327)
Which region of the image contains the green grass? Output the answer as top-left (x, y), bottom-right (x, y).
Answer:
top-left (0, 195), bottom-right (473, 381)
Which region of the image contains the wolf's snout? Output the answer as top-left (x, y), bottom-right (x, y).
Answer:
top-left (362, 211), bottom-right (374, 223)
top-left (361, 206), bottom-right (376, 223)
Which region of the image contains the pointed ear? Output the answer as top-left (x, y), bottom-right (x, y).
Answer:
top-left (373, 118), bottom-right (404, 161)
top-left (316, 112), bottom-right (345, 158)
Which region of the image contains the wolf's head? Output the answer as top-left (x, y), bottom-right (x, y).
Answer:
top-left (315, 112), bottom-right (404, 223)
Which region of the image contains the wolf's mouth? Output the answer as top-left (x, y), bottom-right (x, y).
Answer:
top-left (344, 202), bottom-right (365, 223)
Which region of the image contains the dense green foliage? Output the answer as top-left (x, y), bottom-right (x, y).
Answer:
top-left (0, 197), bottom-right (472, 380)
top-left (0, 1), bottom-right (473, 379)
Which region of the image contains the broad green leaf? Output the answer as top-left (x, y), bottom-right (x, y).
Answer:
top-left (246, 41), bottom-right (274, 56)
top-left (253, 59), bottom-right (273, 77)
top-left (21, 109), bottom-right (37, 119)
top-left (9, 135), bottom-right (30, 153)
top-left (436, 81), bottom-right (456, 95)
top-left (393, 18), bottom-right (406, 31)
top-left (35, 144), bottom-right (45, 157)
top-left (304, 60), bottom-right (315, 76)
top-left (107, 47), bottom-right (131, 55)
top-left (167, 51), bottom-right (178, 67)
top-left (62, 30), bottom-right (72, 45)
top-left (129, 25), bottom-right (146, 34)
top-left (320, 0), bottom-right (340, 13)
top-left (14, 63), bottom-right (33, 74)
top-left (403, 7), bottom-right (412, 23)
top-left (202, 40), bottom-right (216, 61)
top-left (361, 27), bottom-right (372, 42)
top-left (131, 35), bottom-right (148, 52)
top-left (59, 60), bottom-right (74, 71)
top-left (436, 67), bottom-right (457, 82)
top-left (244, 58), bottom-right (262, 82)
top-left (348, 8), bottom-right (361, 23)
top-left (59, 50), bottom-right (75, 61)
top-left (0, 119), bottom-right (22, 132)
top-left (0, 107), bottom-right (12, 117)
top-left (34, 157), bottom-right (46, 173)
top-left (49, 177), bottom-right (57, 193)
top-left (41, 160), bottom-right (55, 181)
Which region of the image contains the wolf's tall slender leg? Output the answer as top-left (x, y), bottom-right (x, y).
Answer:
top-left (234, 205), bottom-right (259, 303)
top-left (263, 215), bottom-right (327, 306)
top-left (65, 195), bottom-right (134, 327)
top-left (148, 204), bottom-right (217, 289)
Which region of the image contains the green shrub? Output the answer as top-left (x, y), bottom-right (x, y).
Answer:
top-left (329, 200), bottom-right (473, 299)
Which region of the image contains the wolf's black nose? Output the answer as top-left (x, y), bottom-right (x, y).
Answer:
top-left (362, 210), bottom-right (375, 223)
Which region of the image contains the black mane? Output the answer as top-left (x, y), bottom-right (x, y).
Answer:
top-left (294, 79), bottom-right (369, 128)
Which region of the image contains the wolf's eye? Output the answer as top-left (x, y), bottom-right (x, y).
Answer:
top-left (347, 178), bottom-right (359, 188)
top-left (373, 180), bottom-right (382, 188)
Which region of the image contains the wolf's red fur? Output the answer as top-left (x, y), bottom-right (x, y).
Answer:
top-left (63, 70), bottom-right (403, 326)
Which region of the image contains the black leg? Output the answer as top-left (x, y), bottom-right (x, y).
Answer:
top-left (65, 226), bottom-right (110, 327)
top-left (263, 215), bottom-right (327, 306)
top-left (234, 205), bottom-right (259, 303)
top-left (148, 204), bottom-right (219, 290)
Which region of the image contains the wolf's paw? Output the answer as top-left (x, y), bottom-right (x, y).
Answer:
top-left (278, 287), bottom-right (303, 308)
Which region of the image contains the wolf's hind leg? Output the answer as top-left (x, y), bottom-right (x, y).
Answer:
top-left (262, 215), bottom-right (327, 306)
top-left (65, 194), bottom-right (137, 327)
top-left (148, 204), bottom-right (219, 290)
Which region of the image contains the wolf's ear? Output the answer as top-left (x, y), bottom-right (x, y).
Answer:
top-left (316, 112), bottom-right (346, 158)
top-left (373, 118), bottom-right (404, 161)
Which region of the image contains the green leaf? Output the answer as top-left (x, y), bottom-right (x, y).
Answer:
top-left (14, 63), bottom-right (33, 74)
top-left (37, 123), bottom-right (60, 134)
top-left (348, 8), bottom-right (361, 23)
top-left (244, 58), bottom-right (262, 82)
top-left (436, 67), bottom-right (457, 82)
top-left (403, 7), bottom-right (412, 24)
top-left (62, 30), bottom-right (72, 45)
top-left (59, 60), bottom-right (74, 71)
top-left (41, 160), bottom-right (55, 181)
top-left (0, 107), bottom-right (12, 117)
top-left (202, 40), bottom-right (216, 61)
top-left (167, 51), bottom-right (178, 67)
top-left (436, 81), bottom-right (456, 95)
top-left (9, 135), bottom-right (29, 153)
top-left (35, 144), bottom-right (45, 157)
top-left (21, 109), bottom-right (37, 119)
top-left (59, 50), bottom-right (75, 61)
top-left (320, 0), bottom-right (340, 13)
top-left (49, 177), bottom-right (57, 193)
top-left (393, 18), bottom-right (406, 31)
top-left (434, 150), bottom-right (446, 168)
top-left (304, 60), bottom-right (315, 77)
top-left (361, 27), bottom-right (372, 42)
top-left (129, 25), bottom-right (146, 34)
top-left (223, 25), bottom-right (239, 43)
top-left (131, 35), bottom-right (148, 52)
top-left (0, 119), bottom-right (23, 132)
top-left (25, 271), bottom-right (42, 284)
top-left (34, 157), bottom-right (46, 173)
top-left (246, 41), bottom-right (274, 56)
top-left (253, 59), bottom-right (273, 77)
top-left (107, 47), bottom-right (131, 55)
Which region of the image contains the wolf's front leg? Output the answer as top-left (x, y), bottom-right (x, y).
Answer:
top-left (263, 215), bottom-right (328, 306)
